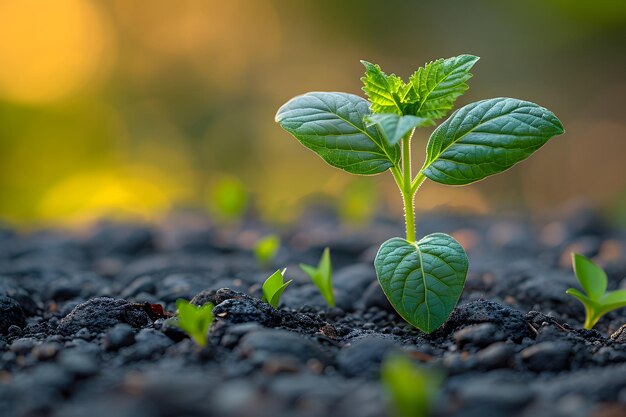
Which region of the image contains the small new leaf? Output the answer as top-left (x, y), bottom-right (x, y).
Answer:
top-left (361, 61), bottom-right (412, 115)
top-left (409, 55), bottom-right (479, 123)
top-left (566, 253), bottom-right (626, 329)
top-left (208, 175), bottom-right (248, 221)
top-left (254, 234), bottom-right (280, 267)
top-left (299, 247), bottom-right (335, 307)
top-left (382, 354), bottom-right (441, 417)
top-left (365, 113), bottom-right (430, 146)
top-left (262, 269), bottom-right (292, 308)
top-left (173, 299), bottom-right (214, 347)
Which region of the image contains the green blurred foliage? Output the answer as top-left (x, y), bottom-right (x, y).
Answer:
top-left (339, 179), bottom-right (377, 226)
top-left (382, 354), bottom-right (442, 417)
top-left (207, 175), bottom-right (248, 222)
top-left (610, 189), bottom-right (626, 228)
top-left (254, 234), bottom-right (281, 267)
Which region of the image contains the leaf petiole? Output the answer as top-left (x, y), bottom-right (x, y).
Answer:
top-left (410, 172), bottom-right (427, 194)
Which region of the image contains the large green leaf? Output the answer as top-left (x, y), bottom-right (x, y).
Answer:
top-left (421, 97), bottom-right (564, 185)
top-left (275, 92), bottom-right (400, 175)
top-left (361, 61), bottom-right (411, 115)
top-left (374, 233), bottom-right (468, 333)
top-left (365, 113), bottom-right (430, 146)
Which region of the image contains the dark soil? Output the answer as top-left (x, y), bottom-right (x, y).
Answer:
top-left (1, 203), bottom-right (626, 417)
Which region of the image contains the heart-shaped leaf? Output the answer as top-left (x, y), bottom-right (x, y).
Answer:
top-left (374, 233), bottom-right (468, 333)
top-left (275, 92), bottom-right (400, 175)
top-left (421, 97), bottom-right (564, 185)
top-left (364, 113), bottom-right (430, 146)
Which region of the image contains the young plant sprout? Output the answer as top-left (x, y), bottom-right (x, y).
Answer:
top-left (300, 247), bottom-right (335, 307)
top-left (173, 299), bottom-right (214, 347)
top-left (566, 253), bottom-right (626, 329)
top-left (254, 234), bottom-right (281, 267)
top-left (381, 354), bottom-right (441, 417)
top-left (276, 55), bottom-right (564, 333)
top-left (262, 268), bottom-right (292, 308)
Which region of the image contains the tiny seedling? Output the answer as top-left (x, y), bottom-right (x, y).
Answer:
top-left (262, 268), bottom-right (292, 308)
top-left (566, 253), bottom-right (626, 329)
top-left (276, 55), bottom-right (564, 333)
top-left (254, 234), bottom-right (280, 267)
top-left (173, 299), bottom-right (214, 347)
top-left (300, 247), bottom-right (335, 307)
top-left (382, 354), bottom-right (441, 417)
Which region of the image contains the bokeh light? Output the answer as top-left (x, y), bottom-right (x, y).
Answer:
top-left (0, 0), bottom-right (113, 103)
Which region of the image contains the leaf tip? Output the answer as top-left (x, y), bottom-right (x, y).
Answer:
top-left (554, 118), bottom-right (565, 135)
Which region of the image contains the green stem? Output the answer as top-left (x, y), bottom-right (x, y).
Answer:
top-left (584, 306), bottom-right (600, 330)
top-left (402, 135), bottom-right (416, 243)
top-left (403, 188), bottom-right (416, 243)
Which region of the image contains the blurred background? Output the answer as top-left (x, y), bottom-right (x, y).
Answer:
top-left (1, 0), bottom-right (625, 228)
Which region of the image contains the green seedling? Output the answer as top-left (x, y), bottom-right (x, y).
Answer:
top-left (254, 234), bottom-right (280, 267)
top-left (276, 55), bottom-right (564, 333)
top-left (208, 175), bottom-right (248, 221)
top-left (300, 247), bottom-right (335, 307)
top-left (262, 268), bottom-right (292, 308)
top-left (173, 299), bottom-right (214, 347)
top-left (566, 253), bottom-right (626, 329)
top-left (382, 354), bottom-right (441, 417)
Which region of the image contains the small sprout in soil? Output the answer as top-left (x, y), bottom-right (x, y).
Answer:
top-left (173, 299), bottom-right (214, 347)
top-left (262, 268), bottom-right (292, 308)
top-left (276, 55), bottom-right (564, 333)
top-left (382, 354), bottom-right (441, 417)
top-left (208, 175), bottom-right (248, 221)
top-left (566, 253), bottom-right (626, 329)
top-left (254, 234), bottom-right (280, 267)
top-left (300, 247), bottom-right (335, 307)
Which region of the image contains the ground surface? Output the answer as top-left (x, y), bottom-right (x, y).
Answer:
top-left (1, 203), bottom-right (626, 417)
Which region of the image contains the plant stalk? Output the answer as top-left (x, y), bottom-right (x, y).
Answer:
top-left (584, 307), bottom-right (599, 330)
top-left (402, 135), bottom-right (416, 243)
top-left (403, 188), bottom-right (416, 243)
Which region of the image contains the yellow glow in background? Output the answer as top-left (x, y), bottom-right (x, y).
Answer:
top-left (0, 0), bottom-right (625, 227)
top-left (0, 0), bottom-right (113, 103)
